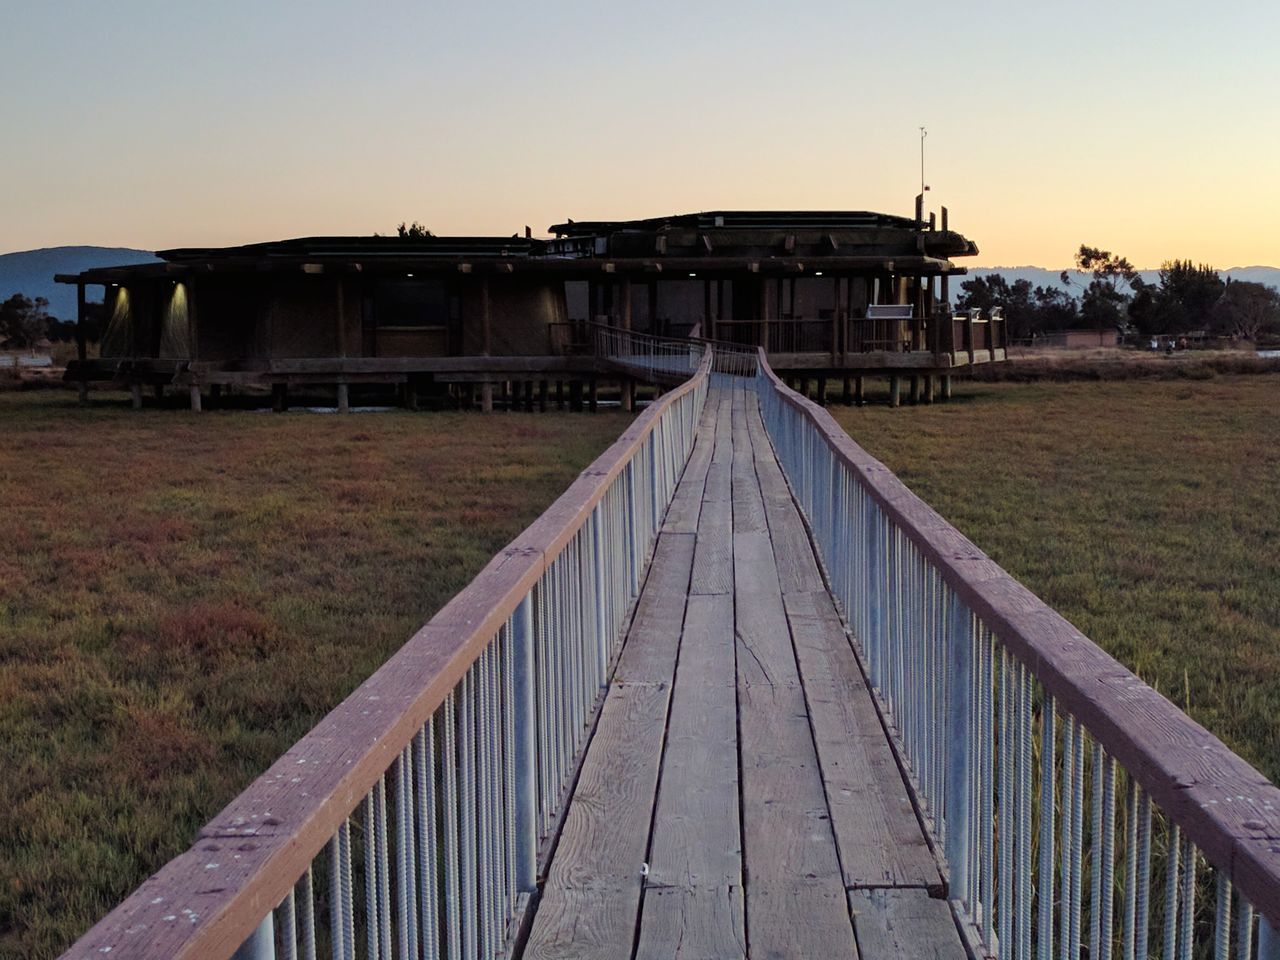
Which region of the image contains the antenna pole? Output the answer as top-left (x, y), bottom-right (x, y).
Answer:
top-left (919, 126), bottom-right (927, 197)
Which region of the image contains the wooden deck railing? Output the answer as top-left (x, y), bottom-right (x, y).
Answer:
top-left (60, 339), bottom-right (713, 960)
top-left (754, 349), bottom-right (1280, 959)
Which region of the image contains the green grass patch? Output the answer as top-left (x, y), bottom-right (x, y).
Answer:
top-left (0, 391), bottom-right (628, 960)
top-left (829, 376), bottom-right (1280, 784)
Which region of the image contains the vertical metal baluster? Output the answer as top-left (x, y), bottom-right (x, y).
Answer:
top-left (1237, 899), bottom-right (1254, 960)
top-left (415, 723), bottom-right (439, 960)
top-left (442, 694), bottom-right (462, 958)
top-left (1100, 754), bottom-right (1117, 960)
top-left (329, 833), bottom-right (345, 960)
top-left (1020, 664), bottom-right (1034, 960)
top-left (999, 647), bottom-right (1014, 960)
top-left (1038, 695), bottom-right (1057, 960)
top-left (376, 778), bottom-right (392, 960)
top-left (1123, 781), bottom-right (1139, 960)
top-left (1163, 823), bottom-right (1181, 960)
top-left (460, 670), bottom-right (478, 958)
top-left (1178, 840), bottom-right (1196, 960)
top-left (1214, 873), bottom-right (1233, 960)
top-left (340, 821), bottom-right (355, 960)
top-left (300, 867), bottom-right (316, 960)
top-left (364, 793), bottom-right (380, 960)
top-left (1070, 725), bottom-right (1085, 960)
top-left (1135, 791), bottom-right (1152, 960)
top-left (397, 746), bottom-right (418, 960)
top-left (982, 631), bottom-right (996, 951)
top-left (281, 886), bottom-right (297, 960)
top-left (1092, 746), bottom-right (1106, 960)
top-left (1060, 715), bottom-right (1075, 960)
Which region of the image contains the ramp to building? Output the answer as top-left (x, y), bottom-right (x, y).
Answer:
top-left (522, 386), bottom-right (966, 960)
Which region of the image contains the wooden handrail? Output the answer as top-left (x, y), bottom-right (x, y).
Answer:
top-left (754, 347), bottom-right (1280, 927)
top-left (61, 347), bottom-right (714, 960)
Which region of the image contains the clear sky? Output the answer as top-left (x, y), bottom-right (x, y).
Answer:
top-left (3, 1), bottom-right (1277, 267)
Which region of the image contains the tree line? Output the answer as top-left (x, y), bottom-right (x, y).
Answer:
top-left (956, 245), bottom-right (1280, 343)
top-left (0, 294), bottom-right (82, 350)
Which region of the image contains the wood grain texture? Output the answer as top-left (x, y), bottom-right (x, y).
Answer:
top-left (614, 532), bottom-right (696, 684)
top-left (848, 889), bottom-right (966, 960)
top-left (525, 680), bottom-right (673, 958)
top-left (639, 592), bottom-right (744, 959)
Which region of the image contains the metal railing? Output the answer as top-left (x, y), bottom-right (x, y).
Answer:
top-left (590, 322), bottom-right (703, 382)
top-left (62, 338), bottom-right (713, 960)
top-left (753, 351), bottom-right (1280, 960)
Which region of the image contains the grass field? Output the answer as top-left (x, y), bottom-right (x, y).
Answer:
top-left (0, 391), bottom-right (628, 960)
top-left (830, 375), bottom-right (1280, 783)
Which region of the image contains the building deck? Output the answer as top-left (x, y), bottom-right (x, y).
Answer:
top-left (521, 387), bottom-right (967, 960)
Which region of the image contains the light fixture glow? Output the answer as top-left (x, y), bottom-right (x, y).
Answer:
top-left (814, 271), bottom-right (823, 276)
top-left (688, 272), bottom-right (697, 278)
top-left (406, 273), bottom-right (414, 278)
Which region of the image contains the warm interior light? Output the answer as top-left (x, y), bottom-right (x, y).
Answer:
top-left (688, 272), bottom-right (697, 278)
top-left (407, 273), bottom-right (414, 278)
top-left (814, 271), bottom-right (823, 276)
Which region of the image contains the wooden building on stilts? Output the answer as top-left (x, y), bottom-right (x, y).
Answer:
top-left (56, 209), bottom-right (1007, 411)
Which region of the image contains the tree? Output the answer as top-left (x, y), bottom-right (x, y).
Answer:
top-left (1065, 245), bottom-right (1138, 330)
top-left (1211, 281), bottom-right (1280, 341)
top-left (0, 294), bottom-right (51, 348)
top-left (956, 273), bottom-right (1078, 339)
top-left (396, 221), bottom-right (434, 238)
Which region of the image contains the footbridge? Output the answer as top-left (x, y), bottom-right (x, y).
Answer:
top-left (62, 331), bottom-right (1280, 960)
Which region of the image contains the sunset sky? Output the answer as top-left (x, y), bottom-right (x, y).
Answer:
top-left (4, 1), bottom-right (1277, 267)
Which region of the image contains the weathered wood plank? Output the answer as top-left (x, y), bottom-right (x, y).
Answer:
top-left (638, 592), bottom-right (744, 959)
top-left (525, 680), bottom-right (672, 959)
top-left (663, 398), bottom-right (718, 534)
top-left (613, 532), bottom-right (695, 684)
top-left (785, 591), bottom-right (942, 891)
top-left (690, 497), bottom-right (733, 596)
top-left (729, 392), bottom-right (767, 535)
top-left (732, 402), bottom-right (856, 957)
top-left (848, 889), bottom-right (966, 960)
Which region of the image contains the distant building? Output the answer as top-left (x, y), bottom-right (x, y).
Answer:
top-left (56, 210), bottom-right (1007, 407)
top-left (1035, 329), bottom-right (1120, 349)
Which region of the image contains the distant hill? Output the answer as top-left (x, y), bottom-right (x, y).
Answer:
top-left (0, 246), bottom-right (159, 319)
top-left (958, 265), bottom-right (1280, 298)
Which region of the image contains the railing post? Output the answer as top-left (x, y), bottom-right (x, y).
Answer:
top-left (591, 503), bottom-right (609, 683)
top-left (945, 590), bottom-right (974, 905)
top-left (232, 914), bottom-right (276, 960)
top-left (512, 592), bottom-right (538, 892)
top-left (1261, 918), bottom-right (1280, 960)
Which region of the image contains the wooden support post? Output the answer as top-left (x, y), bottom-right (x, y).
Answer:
top-left (337, 383), bottom-right (350, 413)
top-left (924, 375), bottom-right (935, 404)
top-left (480, 382), bottom-right (494, 413)
top-left (842, 376), bottom-right (852, 405)
top-left (855, 375), bottom-right (865, 407)
top-left (588, 378), bottom-right (598, 413)
top-left (942, 374), bottom-right (953, 400)
top-left (405, 381), bottom-right (419, 411)
top-left (538, 379), bottom-right (548, 412)
top-left (272, 384), bottom-right (287, 412)
top-left (909, 375), bottom-right (921, 404)
top-left (75, 282), bottom-right (88, 403)
top-left (816, 376), bottom-right (827, 405)
top-left (890, 375), bottom-right (901, 408)
top-left (621, 377), bottom-right (634, 412)
top-left (131, 383), bottom-right (143, 410)
top-left (555, 380), bottom-right (565, 409)
top-left (509, 379), bottom-right (520, 410)
top-left (524, 380), bottom-right (534, 412)
top-left (189, 385), bottom-right (202, 412)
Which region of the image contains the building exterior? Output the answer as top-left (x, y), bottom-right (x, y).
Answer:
top-left (57, 209), bottom-right (1007, 409)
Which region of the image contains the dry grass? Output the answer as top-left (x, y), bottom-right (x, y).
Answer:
top-left (0, 391), bottom-right (628, 960)
top-left (830, 375), bottom-right (1280, 783)
top-left (983, 346), bottom-right (1280, 382)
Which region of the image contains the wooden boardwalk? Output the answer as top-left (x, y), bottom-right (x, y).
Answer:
top-left (523, 387), bottom-right (966, 960)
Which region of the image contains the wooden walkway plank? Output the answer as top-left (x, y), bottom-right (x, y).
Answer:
top-left (848, 889), bottom-right (966, 960)
top-left (663, 395), bottom-right (720, 534)
top-left (613, 531), bottom-right (696, 684)
top-left (731, 391), bottom-right (857, 959)
top-left (638, 591), bottom-right (745, 960)
top-left (525, 680), bottom-right (674, 959)
top-left (742, 392), bottom-right (941, 890)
